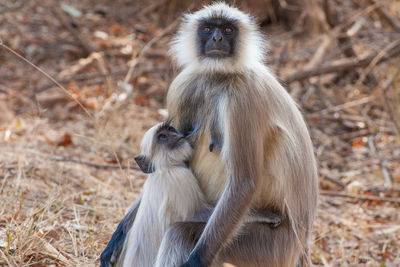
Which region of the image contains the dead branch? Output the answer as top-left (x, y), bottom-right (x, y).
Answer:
top-left (122, 18), bottom-right (180, 85)
top-left (57, 52), bottom-right (114, 92)
top-left (310, 95), bottom-right (375, 116)
top-left (356, 40), bottom-right (400, 87)
top-left (284, 34), bottom-right (400, 83)
top-left (0, 41), bottom-right (93, 119)
top-left (33, 66), bottom-right (168, 95)
top-left (337, 129), bottom-right (371, 140)
top-left (368, 135), bottom-right (393, 187)
top-left (34, 70), bottom-right (126, 95)
top-left (320, 169), bottom-right (346, 189)
top-left (368, 0), bottom-right (400, 31)
top-left (320, 190), bottom-right (400, 204)
top-left (50, 155), bottom-right (140, 171)
top-left (0, 0), bottom-right (29, 14)
top-left (379, 66), bottom-right (400, 136)
top-left (52, 6), bottom-right (95, 55)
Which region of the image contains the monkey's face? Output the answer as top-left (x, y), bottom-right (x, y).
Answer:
top-left (154, 125), bottom-right (186, 151)
top-left (135, 122), bottom-right (193, 173)
top-left (197, 18), bottom-right (238, 58)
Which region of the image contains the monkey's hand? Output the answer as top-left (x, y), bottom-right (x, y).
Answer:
top-left (181, 252), bottom-right (205, 267)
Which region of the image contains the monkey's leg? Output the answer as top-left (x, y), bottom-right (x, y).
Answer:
top-left (155, 222), bottom-right (205, 267)
top-left (156, 221), bottom-right (304, 267)
top-left (100, 196), bottom-right (142, 267)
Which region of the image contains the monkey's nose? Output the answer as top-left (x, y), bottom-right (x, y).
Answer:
top-left (212, 36), bottom-right (223, 42)
top-left (212, 30), bottom-right (223, 42)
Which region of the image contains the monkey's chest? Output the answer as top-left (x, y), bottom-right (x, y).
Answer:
top-left (176, 83), bottom-right (228, 204)
top-left (190, 130), bottom-right (228, 205)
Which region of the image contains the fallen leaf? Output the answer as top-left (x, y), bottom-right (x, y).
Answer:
top-left (134, 95), bottom-right (149, 106)
top-left (110, 24), bottom-right (122, 34)
top-left (56, 133), bottom-right (73, 147)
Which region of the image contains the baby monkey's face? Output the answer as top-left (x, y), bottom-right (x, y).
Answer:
top-left (154, 124), bottom-right (186, 150)
top-left (135, 122), bottom-right (192, 174)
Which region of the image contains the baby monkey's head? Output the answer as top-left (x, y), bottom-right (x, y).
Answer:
top-left (134, 122), bottom-right (193, 173)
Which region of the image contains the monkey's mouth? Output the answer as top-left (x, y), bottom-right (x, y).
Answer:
top-left (205, 49), bottom-right (229, 58)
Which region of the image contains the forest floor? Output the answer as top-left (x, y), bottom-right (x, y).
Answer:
top-left (0, 1), bottom-right (400, 266)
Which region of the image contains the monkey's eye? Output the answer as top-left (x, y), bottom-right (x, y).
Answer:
top-left (158, 134), bottom-right (168, 141)
top-left (167, 126), bottom-right (177, 133)
top-left (203, 27), bottom-right (211, 33)
top-left (224, 27), bottom-right (233, 33)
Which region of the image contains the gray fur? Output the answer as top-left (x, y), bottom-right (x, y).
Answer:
top-left (116, 123), bottom-right (205, 267)
top-left (115, 123), bottom-right (283, 267)
top-left (160, 2), bottom-right (318, 267)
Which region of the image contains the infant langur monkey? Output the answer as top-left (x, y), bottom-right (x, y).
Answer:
top-left (117, 122), bottom-right (283, 267)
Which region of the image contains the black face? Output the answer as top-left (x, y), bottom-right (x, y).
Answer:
top-left (197, 18), bottom-right (238, 58)
top-left (155, 124), bottom-right (184, 150)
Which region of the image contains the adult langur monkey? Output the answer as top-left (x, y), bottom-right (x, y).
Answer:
top-left (101, 2), bottom-right (318, 267)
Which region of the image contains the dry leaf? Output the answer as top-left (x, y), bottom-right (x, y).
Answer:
top-left (56, 133), bottom-right (73, 147)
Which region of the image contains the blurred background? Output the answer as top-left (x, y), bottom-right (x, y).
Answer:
top-left (0, 0), bottom-right (399, 266)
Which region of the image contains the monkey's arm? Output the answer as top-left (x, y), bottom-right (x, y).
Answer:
top-left (182, 98), bottom-right (263, 267)
top-left (100, 195), bottom-right (142, 267)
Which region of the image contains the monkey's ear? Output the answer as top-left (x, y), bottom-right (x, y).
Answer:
top-left (134, 154), bottom-right (154, 173)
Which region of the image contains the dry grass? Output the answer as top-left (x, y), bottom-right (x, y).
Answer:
top-left (0, 104), bottom-right (161, 266)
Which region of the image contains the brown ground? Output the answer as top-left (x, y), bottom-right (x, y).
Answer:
top-left (0, 1), bottom-right (399, 266)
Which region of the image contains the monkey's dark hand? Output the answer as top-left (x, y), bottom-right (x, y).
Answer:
top-left (180, 255), bottom-right (205, 267)
top-left (209, 139), bottom-right (222, 152)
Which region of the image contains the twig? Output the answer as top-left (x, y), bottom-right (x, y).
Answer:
top-left (56, 52), bottom-right (114, 93)
top-left (0, 0), bottom-right (29, 14)
top-left (368, 135), bottom-right (393, 187)
top-left (34, 70), bottom-right (126, 95)
top-left (323, 176), bottom-right (346, 189)
top-left (123, 18), bottom-right (180, 85)
top-left (284, 39), bottom-right (400, 83)
top-left (33, 66), bottom-right (169, 95)
top-left (310, 95), bottom-right (375, 116)
top-left (368, 0), bottom-right (400, 31)
top-left (355, 39), bottom-right (400, 87)
top-left (91, 52), bottom-right (114, 93)
top-left (52, 6), bottom-right (95, 55)
top-left (338, 129), bottom-right (370, 140)
top-left (304, 35), bottom-right (332, 70)
top-left (50, 155), bottom-right (140, 171)
top-left (320, 190), bottom-right (400, 204)
top-left (379, 66), bottom-right (400, 136)
top-left (137, 0), bottom-right (167, 17)
top-left (0, 40), bottom-right (93, 119)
